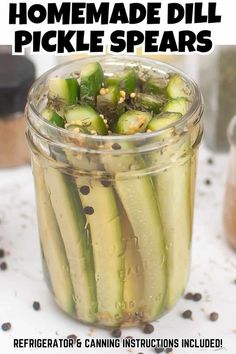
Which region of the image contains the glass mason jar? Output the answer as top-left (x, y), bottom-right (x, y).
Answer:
top-left (224, 115), bottom-right (236, 250)
top-left (26, 56), bottom-right (203, 328)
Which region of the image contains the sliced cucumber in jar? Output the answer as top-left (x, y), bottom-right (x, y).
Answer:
top-left (65, 105), bottom-right (108, 135)
top-left (106, 69), bottom-right (137, 94)
top-left (144, 75), bottom-right (168, 95)
top-left (96, 85), bottom-right (124, 123)
top-left (80, 62), bottom-right (104, 101)
top-left (115, 110), bottom-right (152, 135)
top-left (162, 98), bottom-right (190, 116)
top-left (134, 93), bottom-right (166, 114)
top-left (41, 107), bottom-right (65, 128)
top-left (48, 78), bottom-right (79, 107)
top-left (166, 74), bottom-right (191, 99)
top-left (147, 112), bottom-right (182, 132)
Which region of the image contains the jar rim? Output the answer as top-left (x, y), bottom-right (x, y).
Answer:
top-left (27, 54), bottom-right (204, 152)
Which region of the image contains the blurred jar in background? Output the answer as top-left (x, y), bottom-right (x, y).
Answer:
top-left (224, 115), bottom-right (236, 250)
top-left (199, 46), bottom-right (236, 152)
top-left (0, 50), bottom-right (35, 168)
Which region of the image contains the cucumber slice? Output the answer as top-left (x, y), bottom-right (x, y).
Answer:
top-left (41, 108), bottom-right (65, 128)
top-left (134, 93), bottom-right (165, 114)
top-left (117, 197), bottom-right (144, 325)
top-left (102, 146), bottom-right (167, 321)
top-left (147, 115), bottom-right (192, 309)
top-left (80, 62), bottom-right (104, 100)
top-left (48, 78), bottom-right (79, 107)
top-left (147, 112), bottom-right (182, 132)
top-left (96, 86), bottom-right (124, 123)
top-left (33, 160), bottom-right (74, 314)
top-left (65, 105), bottom-right (108, 135)
top-left (115, 110), bottom-right (152, 135)
top-left (162, 98), bottom-right (190, 116)
top-left (44, 168), bottom-right (97, 323)
top-left (144, 76), bottom-right (168, 95)
top-left (106, 69), bottom-right (137, 94)
top-left (167, 74), bottom-right (191, 99)
top-left (75, 176), bottom-right (124, 326)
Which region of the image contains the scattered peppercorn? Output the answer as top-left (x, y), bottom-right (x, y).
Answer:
top-left (207, 158), bottom-right (214, 165)
top-left (112, 143), bottom-right (122, 150)
top-left (0, 262), bottom-right (7, 270)
top-left (205, 179), bottom-right (211, 185)
top-left (165, 348), bottom-right (173, 353)
top-left (155, 348), bottom-right (164, 353)
top-left (1, 322), bottom-right (11, 331)
top-left (80, 185), bottom-right (90, 195)
top-left (143, 322), bottom-right (154, 334)
top-left (111, 328), bottom-right (122, 338)
top-left (209, 312), bottom-right (219, 322)
top-left (67, 334), bottom-right (77, 343)
top-left (182, 310), bottom-right (192, 319)
top-left (83, 206), bottom-right (94, 215)
top-left (184, 292), bottom-right (193, 300)
top-left (33, 301), bottom-right (41, 311)
top-left (193, 293), bottom-right (202, 302)
top-left (101, 180), bottom-right (111, 187)
top-left (0, 249), bottom-right (5, 258)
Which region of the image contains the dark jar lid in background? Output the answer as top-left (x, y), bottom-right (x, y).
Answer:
top-left (0, 54), bottom-right (35, 116)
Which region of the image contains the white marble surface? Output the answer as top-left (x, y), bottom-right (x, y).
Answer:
top-left (0, 144), bottom-right (235, 354)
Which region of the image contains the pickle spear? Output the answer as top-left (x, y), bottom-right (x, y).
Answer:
top-left (167, 74), bottom-right (191, 99)
top-left (147, 112), bottom-right (192, 309)
top-left (106, 68), bottom-right (137, 94)
top-left (65, 104), bottom-right (108, 135)
top-left (80, 62), bottom-right (104, 102)
top-left (133, 93), bottom-right (165, 113)
top-left (44, 167), bottom-right (98, 323)
top-left (96, 85), bottom-right (124, 123)
top-left (33, 159), bottom-right (74, 314)
top-left (102, 142), bottom-right (167, 321)
top-left (63, 104), bottom-right (124, 326)
top-left (48, 77), bottom-right (79, 108)
top-left (41, 108), bottom-right (65, 128)
top-left (115, 110), bottom-right (152, 135)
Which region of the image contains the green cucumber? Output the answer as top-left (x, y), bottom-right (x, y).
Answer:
top-left (167, 74), bottom-right (190, 99)
top-left (147, 112), bottom-right (182, 132)
top-left (33, 159), bottom-right (74, 314)
top-left (162, 98), bottom-right (190, 116)
top-left (96, 85), bottom-right (124, 123)
top-left (134, 93), bottom-right (165, 114)
top-left (80, 62), bottom-right (104, 100)
top-left (44, 168), bottom-right (97, 323)
top-left (148, 115), bottom-right (192, 309)
top-left (144, 75), bottom-right (168, 95)
top-left (115, 110), bottom-right (152, 135)
top-left (116, 195), bottom-right (145, 325)
top-left (41, 108), bottom-right (65, 128)
top-left (102, 146), bottom-right (167, 321)
top-left (106, 69), bottom-right (137, 94)
top-left (48, 78), bottom-right (79, 107)
top-left (74, 176), bottom-right (124, 326)
top-left (65, 105), bottom-right (108, 135)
